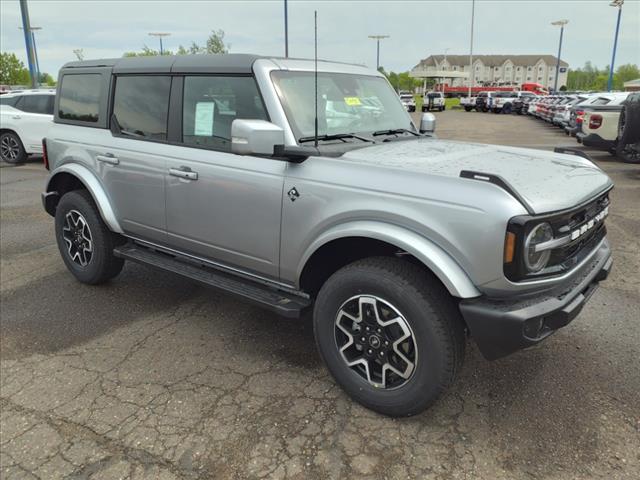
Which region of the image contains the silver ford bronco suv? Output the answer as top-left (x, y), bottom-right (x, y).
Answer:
top-left (42, 55), bottom-right (613, 417)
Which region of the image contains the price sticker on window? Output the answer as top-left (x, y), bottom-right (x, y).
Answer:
top-left (344, 97), bottom-right (362, 106)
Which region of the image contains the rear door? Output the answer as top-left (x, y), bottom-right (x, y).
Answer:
top-left (164, 74), bottom-right (285, 280)
top-left (11, 94), bottom-right (54, 153)
top-left (101, 74), bottom-right (172, 241)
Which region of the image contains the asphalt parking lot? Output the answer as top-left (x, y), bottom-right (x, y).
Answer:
top-left (1, 110), bottom-right (639, 480)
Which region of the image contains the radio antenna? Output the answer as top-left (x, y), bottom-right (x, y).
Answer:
top-left (314, 10), bottom-right (319, 148)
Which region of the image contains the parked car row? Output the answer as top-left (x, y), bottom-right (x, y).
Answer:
top-left (458, 89), bottom-right (639, 164)
top-left (525, 92), bottom-right (640, 163)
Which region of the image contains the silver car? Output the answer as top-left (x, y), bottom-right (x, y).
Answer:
top-left (42, 55), bottom-right (613, 417)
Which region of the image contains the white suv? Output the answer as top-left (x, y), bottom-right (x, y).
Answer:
top-left (0, 89), bottom-right (55, 163)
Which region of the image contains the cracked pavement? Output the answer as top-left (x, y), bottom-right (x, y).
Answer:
top-left (1, 111), bottom-right (639, 479)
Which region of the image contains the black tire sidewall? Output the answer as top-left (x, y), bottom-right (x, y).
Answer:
top-left (314, 262), bottom-right (455, 416)
top-left (55, 191), bottom-right (122, 284)
top-left (1, 132), bottom-right (26, 164)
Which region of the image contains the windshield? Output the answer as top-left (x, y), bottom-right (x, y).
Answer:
top-left (271, 71), bottom-right (414, 141)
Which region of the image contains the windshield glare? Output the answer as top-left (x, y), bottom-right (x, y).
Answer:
top-left (271, 71), bottom-right (414, 141)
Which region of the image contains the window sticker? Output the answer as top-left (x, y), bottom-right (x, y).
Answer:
top-left (344, 97), bottom-right (362, 106)
top-left (194, 102), bottom-right (215, 136)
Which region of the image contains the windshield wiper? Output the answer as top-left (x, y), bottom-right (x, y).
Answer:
top-left (372, 128), bottom-right (420, 137)
top-left (298, 133), bottom-right (373, 143)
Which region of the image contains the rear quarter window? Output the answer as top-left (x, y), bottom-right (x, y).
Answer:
top-left (58, 74), bottom-right (101, 123)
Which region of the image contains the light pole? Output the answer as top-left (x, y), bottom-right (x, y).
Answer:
top-left (468, 0), bottom-right (475, 99)
top-left (18, 0), bottom-right (38, 89)
top-left (368, 35), bottom-right (389, 71)
top-left (607, 0), bottom-right (623, 91)
top-left (284, 0), bottom-right (289, 57)
top-left (442, 48), bottom-right (449, 93)
top-left (19, 25), bottom-right (41, 85)
top-left (551, 20), bottom-right (568, 93)
top-left (148, 32), bottom-right (171, 55)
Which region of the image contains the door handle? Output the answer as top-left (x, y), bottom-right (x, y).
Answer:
top-left (96, 154), bottom-right (119, 165)
top-left (12, 115), bottom-right (21, 120)
top-left (169, 167), bottom-right (198, 181)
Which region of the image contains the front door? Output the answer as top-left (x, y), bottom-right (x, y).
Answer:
top-left (164, 75), bottom-right (285, 280)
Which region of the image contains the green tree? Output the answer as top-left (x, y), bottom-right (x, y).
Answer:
top-left (123, 45), bottom-right (170, 57)
top-left (0, 52), bottom-right (30, 85)
top-left (124, 30), bottom-right (230, 57)
top-left (379, 68), bottom-right (421, 92)
top-left (40, 72), bottom-right (56, 86)
top-left (204, 29), bottom-right (229, 54)
top-left (566, 61), bottom-right (638, 91)
top-left (614, 64), bottom-right (640, 89)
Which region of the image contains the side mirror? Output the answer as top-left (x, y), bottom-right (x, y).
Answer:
top-left (419, 112), bottom-right (436, 134)
top-left (231, 119), bottom-right (285, 156)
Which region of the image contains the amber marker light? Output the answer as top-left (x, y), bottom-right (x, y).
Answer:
top-left (504, 232), bottom-right (516, 263)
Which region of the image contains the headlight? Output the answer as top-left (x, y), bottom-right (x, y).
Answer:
top-left (524, 222), bottom-right (553, 272)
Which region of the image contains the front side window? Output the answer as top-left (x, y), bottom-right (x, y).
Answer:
top-left (113, 75), bottom-right (171, 140)
top-left (182, 75), bottom-right (267, 151)
top-left (15, 94), bottom-right (54, 115)
top-left (59, 74), bottom-right (101, 123)
top-left (271, 71), bottom-right (413, 141)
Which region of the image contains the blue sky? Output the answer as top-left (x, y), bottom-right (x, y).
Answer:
top-left (1, 0), bottom-right (639, 77)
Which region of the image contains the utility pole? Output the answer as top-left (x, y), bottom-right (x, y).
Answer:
top-left (468, 0), bottom-right (475, 99)
top-left (19, 0), bottom-right (38, 88)
top-left (551, 20), bottom-right (568, 92)
top-left (148, 32), bottom-right (171, 55)
top-left (607, 0), bottom-right (624, 91)
top-left (284, 0), bottom-right (289, 57)
top-left (368, 35), bottom-right (389, 71)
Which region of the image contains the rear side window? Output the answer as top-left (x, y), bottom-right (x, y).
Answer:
top-left (182, 76), bottom-right (267, 151)
top-left (0, 96), bottom-right (20, 107)
top-left (15, 95), bottom-right (54, 115)
top-left (112, 76), bottom-right (171, 140)
top-left (590, 97), bottom-right (611, 106)
top-left (59, 74), bottom-right (101, 122)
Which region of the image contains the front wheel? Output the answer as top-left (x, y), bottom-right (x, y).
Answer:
top-left (464, 106), bottom-right (472, 112)
top-left (313, 257), bottom-right (466, 417)
top-left (55, 190), bottom-right (125, 284)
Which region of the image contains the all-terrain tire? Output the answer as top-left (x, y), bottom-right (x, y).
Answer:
top-left (55, 190), bottom-right (125, 284)
top-left (313, 257), bottom-right (466, 417)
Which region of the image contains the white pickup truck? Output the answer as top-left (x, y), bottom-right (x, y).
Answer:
top-left (492, 91), bottom-right (535, 114)
top-left (577, 92), bottom-right (630, 153)
top-left (460, 96), bottom-right (476, 112)
top-left (422, 92), bottom-right (445, 112)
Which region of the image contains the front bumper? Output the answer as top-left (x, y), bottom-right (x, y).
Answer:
top-left (459, 239), bottom-right (612, 360)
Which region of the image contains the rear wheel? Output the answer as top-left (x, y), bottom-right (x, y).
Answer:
top-left (55, 190), bottom-right (124, 284)
top-left (0, 132), bottom-right (26, 164)
top-left (465, 106), bottom-right (473, 112)
top-left (313, 257), bottom-right (465, 417)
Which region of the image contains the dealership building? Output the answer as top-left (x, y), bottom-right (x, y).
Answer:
top-left (411, 55), bottom-right (569, 89)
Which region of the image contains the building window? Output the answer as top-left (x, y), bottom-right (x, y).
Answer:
top-left (527, 67), bottom-right (532, 71)
top-left (527, 76), bottom-right (531, 81)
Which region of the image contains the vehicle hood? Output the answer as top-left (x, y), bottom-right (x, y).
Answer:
top-left (340, 138), bottom-right (612, 214)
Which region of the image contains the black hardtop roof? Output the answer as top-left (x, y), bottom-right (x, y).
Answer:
top-left (61, 54), bottom-right (264, 74)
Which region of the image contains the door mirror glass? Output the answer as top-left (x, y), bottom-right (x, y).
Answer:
top-left (419, 113), bottom-right (436, 134)
top-left (231, 119), bottom-right (285, 156)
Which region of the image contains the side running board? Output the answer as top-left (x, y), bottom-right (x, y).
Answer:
top-left (114, 243), bottom-right (311, 318)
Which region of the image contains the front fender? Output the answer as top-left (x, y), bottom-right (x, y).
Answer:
top-left (46, 164), bottom-right (123, 234)
top-left (297, 221), bottom-right (481, 299)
